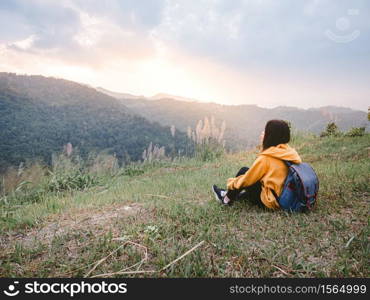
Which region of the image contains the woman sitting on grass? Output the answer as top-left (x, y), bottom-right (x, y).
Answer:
top-left (212, 119), bottom-right (302, 209)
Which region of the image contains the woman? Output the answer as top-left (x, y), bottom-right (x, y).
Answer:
top-left (212, 120), bottom-right (302, 209)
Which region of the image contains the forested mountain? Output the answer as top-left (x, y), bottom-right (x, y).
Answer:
top-left (98, 90), bottom-right (369, 150)
top-left (0, 73), bottom-right (191, 171)
top-left (1, 72), bottom-right (367, 172)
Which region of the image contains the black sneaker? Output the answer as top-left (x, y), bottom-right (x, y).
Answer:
top-left (212, 185), bottom-right (229, 205)
top-left (237, 189), bottom-right (248, 200)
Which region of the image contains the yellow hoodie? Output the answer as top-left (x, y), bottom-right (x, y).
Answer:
top-left (227, 144), bottom-right (302, 209)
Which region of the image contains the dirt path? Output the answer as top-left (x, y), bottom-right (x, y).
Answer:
top-left (0, 202), bottom-right (145, 249)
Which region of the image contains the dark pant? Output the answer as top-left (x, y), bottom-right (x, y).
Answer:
top-left (226, 167), bottom-right (263, 206)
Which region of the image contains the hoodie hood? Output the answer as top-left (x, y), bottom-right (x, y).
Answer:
top-left (259, 144), bottom-right (302, 164)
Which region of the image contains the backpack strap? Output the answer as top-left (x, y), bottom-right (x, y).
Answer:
top-left (284, 160), bottom-right (293, 167)
top-left (271, 189), bottom-right (279, 201)
top-left (276, 160), bottom-right (292, 203)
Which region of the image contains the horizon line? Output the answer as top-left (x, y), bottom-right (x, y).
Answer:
top-left (2, 71), bottom-right (368, 113)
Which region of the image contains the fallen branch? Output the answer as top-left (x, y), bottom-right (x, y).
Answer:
top-left (84, 243), bottom-right (127, 278)
top-left (85, 240), bottom-right (206, 278)
top-left (144, 194), bottom-right (172, 199)
top-left (89, 241), bottom-right (151, 278)
top-left (91, 270), bottom-right (156, 277)
top-left (345, 235), bottom-right (356, 248)
top-left (272, 264), bottom-right (290, 276)
top-left (160, 240), bottom-right (205, 271)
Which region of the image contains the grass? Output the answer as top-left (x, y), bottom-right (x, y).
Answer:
top-left (0, 134), bottom-right (369, 277)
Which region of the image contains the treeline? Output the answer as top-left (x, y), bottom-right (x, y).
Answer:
top-left (320, 122), bottom-right (366, 137)
top-left (116, 96), bottom-right (369, 151)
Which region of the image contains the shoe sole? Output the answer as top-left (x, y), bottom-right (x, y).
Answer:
top-left (212, 186), bottom-right (224, 204)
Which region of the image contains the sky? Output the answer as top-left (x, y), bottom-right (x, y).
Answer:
top-left (0, 0), bottom-right (369, 111)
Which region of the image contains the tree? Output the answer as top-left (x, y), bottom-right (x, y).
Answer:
top-left (320, 122), bottom-right (340, 137)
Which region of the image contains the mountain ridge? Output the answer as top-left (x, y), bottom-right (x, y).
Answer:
top-left (97, 86), bottom-right (367, 113)
top-left (97, 87), bottom-right (368, 150)
top-left (0, 73), bottom-right (191, 170)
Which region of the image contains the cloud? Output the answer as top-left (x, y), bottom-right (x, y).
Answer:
top-left (0, 0), bottom-right (166, 66)
top-left (2, 0), bottom-right (369, 71)
top-left (0, 0), bottom-right (369, 110)
top-left (0, 0), bottom-right (81, 48)
top-left (73, 0), bottom-right (166, 29)
top-left (153, 0), bottom-right (370, 71)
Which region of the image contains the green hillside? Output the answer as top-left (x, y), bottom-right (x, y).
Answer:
top-left (109, 94), bottom-right (369, 150)
top-left (0, 134), bottom-right (368, 277)
top-left (0, 73), bottom-right (192, 171)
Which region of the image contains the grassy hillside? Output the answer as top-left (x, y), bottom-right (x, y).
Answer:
top-left (0, 134), bottom-right (369, 277)
top-left (110, 94), bottom-right (369, 151)
top-left (0, 73), bottom-right (191, 170)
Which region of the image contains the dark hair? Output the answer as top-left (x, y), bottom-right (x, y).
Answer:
top-left (262, 120), bottom-right (290, 150)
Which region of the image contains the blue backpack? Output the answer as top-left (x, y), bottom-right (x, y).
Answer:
top-left (277, 161), bottom-right (319, 212)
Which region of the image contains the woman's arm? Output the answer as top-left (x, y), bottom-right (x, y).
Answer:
top-left (227, 156), bottom-right (268, 190)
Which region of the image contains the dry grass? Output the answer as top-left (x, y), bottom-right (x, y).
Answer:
top-left (88, 153), bottom-right (119, 175)
top-left (0, 134), bottom-right (369, 278)
top-left (0, 202), bottom-right (146, 248)
top-left (1, 162), bottom-right (46, 194)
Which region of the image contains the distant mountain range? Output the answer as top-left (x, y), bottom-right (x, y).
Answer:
top-left (150, 93), bottom-right (200, 103)
top-left (0, 73), bottom-right (190, 170)
top-left (95, 88), bottom-right (199, 103)
top-left (97, 88), bottom-right (369, 150)
top-left (95, 87), bottom-right (146, 100)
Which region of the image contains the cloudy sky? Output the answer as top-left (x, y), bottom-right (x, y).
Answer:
top-left (0, 0), bottom-right (369, 111)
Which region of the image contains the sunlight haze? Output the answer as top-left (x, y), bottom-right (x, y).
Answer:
top-left (0, 0), bottom-right (369, 110)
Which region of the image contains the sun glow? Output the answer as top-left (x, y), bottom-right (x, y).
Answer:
top-left (136, 57), bottom-right (190, 94)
